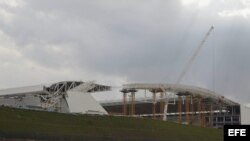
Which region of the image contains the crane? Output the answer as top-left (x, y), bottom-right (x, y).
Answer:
top-left (163, 26), bottom-right (214, 121)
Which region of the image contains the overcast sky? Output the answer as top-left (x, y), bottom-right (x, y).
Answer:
top-left (0, 0), bottom-right (249, 103)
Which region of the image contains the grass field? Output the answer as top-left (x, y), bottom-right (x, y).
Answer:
top-left (0, 106), bottom-right (223, 141)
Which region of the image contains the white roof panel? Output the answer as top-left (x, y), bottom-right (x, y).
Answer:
top-left (66, 91), bottom-right (108, 115)
top-left (0, 85), bottom-right (45, 96)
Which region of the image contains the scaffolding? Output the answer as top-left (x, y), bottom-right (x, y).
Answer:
top-left (112, 83), bottom-right (241, 127)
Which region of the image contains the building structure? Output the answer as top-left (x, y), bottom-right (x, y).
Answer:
top-left (101, 83), bottom-right (250, 127)
top-left (0, 81), bottom-right (249, 128)
top-left (0, 81), bottom-right (110, 114)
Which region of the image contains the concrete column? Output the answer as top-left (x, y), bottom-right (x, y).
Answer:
top-left (185, 96), bottom-right (190, 124)
top-left (152, 92), bottom-right (156, 119)
top-left (210, 104), bottom-right (214, 127)
top-left (190, 96), bottom-right (194, 125)
top-left (123, 93), bottom-right (127, 115)
top-left (160, 92), bottom-right (165, 119)
top-left (131, 92), bottom-right (135, 116)
top-left (198, 98), bottom-right (202, 126)
top-left (178, 96), bottom-right (182, 124)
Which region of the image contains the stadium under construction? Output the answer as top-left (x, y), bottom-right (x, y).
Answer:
top-left (0, 81), bottom-right (249, 128)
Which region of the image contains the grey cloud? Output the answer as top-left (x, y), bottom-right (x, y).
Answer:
top-left (0, 0), bottom-right (249, 103)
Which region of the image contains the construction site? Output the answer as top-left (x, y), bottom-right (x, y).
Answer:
top-left (0, 80), bottom-right (249, 129)
top-left (0, 26), bottom-right (249, 129)
top-left (101, 83), bottom-right (247, 128)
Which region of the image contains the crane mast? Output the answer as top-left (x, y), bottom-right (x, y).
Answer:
top-left (163, 26), bottom-right (214, 121)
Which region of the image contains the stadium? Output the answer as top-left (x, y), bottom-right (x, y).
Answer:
top-left (0, 80), bottom-right (249, 128)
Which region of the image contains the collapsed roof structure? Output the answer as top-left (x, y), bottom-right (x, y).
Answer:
top-left (0, 81), bottom-right (111, 114)
top-left (0, 81), bottom-right (249, 128)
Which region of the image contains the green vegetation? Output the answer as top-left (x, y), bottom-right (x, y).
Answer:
top-left (0, 106), bottom-right (223, 141)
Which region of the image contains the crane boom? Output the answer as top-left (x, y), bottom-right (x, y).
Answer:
top-left (163, 26), bottom-right (214, 121)
top-left (175, 26), bottom-right (214, 85)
